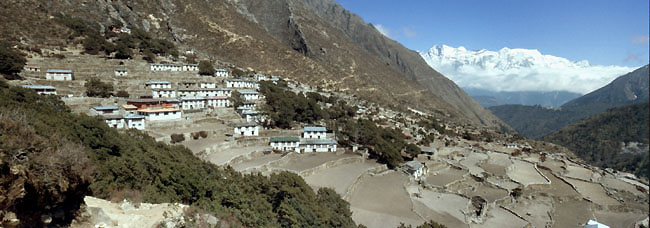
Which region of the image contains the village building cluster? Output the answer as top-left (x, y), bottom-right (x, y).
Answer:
top-left (270, 126), bottom-right (338, 153)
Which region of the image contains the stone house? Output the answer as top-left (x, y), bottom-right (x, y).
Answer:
top-left (180, 97), bottom-right (206, 110)
top-left (299, 139), bottom-right (337, 152)
top-left (303, 126), bottom-right (327, 139)
top-left (234, 122), bottom-right (259, 137)
top-left (145, 81), bottom-right (172, 89)
top-left (200, 81), bottom-right (217, 89)
top-left (270, 137), bottom-right (300, 151)
top-left (46, 69), bottom-right (73, 81)
top-left (182, 64), bottom-right (199, 71)
top-left (127, 98), bottom-right (179, 109)
top-left (91, 106), bottom-right (119, 116)
top-left (403, 161), bottom-right (427, 180)
top-left (152, 88), bottom-right (176, 98)
top-left (21, 85), bottom-right (56, 95)
top-left (114, 68), bottom-right (128, 76)
top-left (225, 79), bottom-right (259, 89)
top-left (24, 65), bottom-right (41, 72)
top-left (215, 69), bottom-right (229, 77)
top-left (124, 114), bottom-right (146, 130)
top-left (137, 108), bottom-right (182, 121)
top-left (241, 110), bottom-right (265, 123)
top-left (206, 96), bottom-right (230, 108)
top-left (150, 64), bottom-right (181, 71)
top-left (239, 90), bottom-right (259, 101)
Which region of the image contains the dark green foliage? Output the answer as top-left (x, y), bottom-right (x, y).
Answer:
top-left (338, 119), bottom-right (406, 168)
top-left (260, 81), bottom-right (332, 128)
top-left (114, 42), bottom-right (132, 59)
top-left (115, 90), bottom-right (129, 98)
top-left (0, 41), bottom-right (26, 77)
top-left (231, 68), bottom-right (246, 77)
top-left (170, 133), bottom-right (185, 143)
top-left (132, 28), bottom-right (178, 57)
top-left (229, 90), bottom-right (245, 109)
top-left (510, 187), bottom-right (523, 198)
top-left (0, 83), bottom-right (357, 227)
top-left (84, 78), bottom-right (113, 98)
top-left (543, 102), bottom-right (649, 178)
top-left (55, 14), bottom-right (98, 37)
top-left (198, 60), bottom-right (215, 75)
top-left (405, 143), bottom-right (421, 158)
top-left (397, 220), bottom-right (448, 228)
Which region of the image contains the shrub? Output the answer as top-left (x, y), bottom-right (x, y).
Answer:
top-left (198, 60), bottom-right (215, 76)
top-left (199, 131), bottom-right (208, 138)
top-left (114, 43), bottom-right (132, 59)
top-left (170, 133), bottom-right (185, 143)
top-left (115, 90), bottom-right (130, 98)
top-left (0, 42), bottom-right (26, 76)
top-left (85, 78), bottom-right (113, 98)
top-left (191, 132), bottom-right (200, 140)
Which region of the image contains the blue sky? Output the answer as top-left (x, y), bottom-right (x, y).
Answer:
top-left (336, 0), bottom-right (649, 67)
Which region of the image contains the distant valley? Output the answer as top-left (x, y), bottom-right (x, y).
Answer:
top-left (464, 88), bottom-right (581, 108)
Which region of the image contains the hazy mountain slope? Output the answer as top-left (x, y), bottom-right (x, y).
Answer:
top-left (489, 65), bottom-right (649, 138)
top-left (0, 0), bottom-right (507, 130)
top-left (464, 88), bottom-right (581, 107)
top-left (543, 102), bottom-right (649, 178)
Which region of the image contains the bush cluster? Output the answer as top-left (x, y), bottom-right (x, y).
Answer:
top-left (84, 78), bottom-right (113, 98)
top-left (0, 41), bottom-right (27, 77)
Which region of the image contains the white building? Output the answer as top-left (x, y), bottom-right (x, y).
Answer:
top-left (241, 110), bottom-right (265, 123)
top-left (182, 64), bottom-right (199, 71)
top-left (234, 123), bottom-right (259, 137)
top-left (24, 65), bottom-right (41, 72)
top-left (103, 115), bottom-right (125, 129)
top-left (254, 74), bottom-right (268, 81)
top-left (152, 88), bottom-right (176, 98)
top-left (150, 64), bottom-right (181, 72)
top-left (239, 102), bottom-right (256, 110)
top-left (300, 139), bottom-right (337, 152)
top-left (215, 69), bottom-right (229, 77)
top-left (123, 104), bottom-right (139, 115)
top-left (46, 69), bottom-right (73, 81)
top-left (124, 114), bottom-right (146, 130)
top-left (200, 81), bottom-right (217, 89)
top-left (180, 97), bottom-right (206, 110)
top-left (146, 81), bottom-right (172, 89)
top-left (239, 90), bottom-right (259, 100)
top-left (114, 68), bottom-right (128, 76)
top-left (21, 85), bottom-right (56, 95)
top-left (137, 108), bottom-right (182, 121)
top-left (403, 161), bottom-right (427, 180)
top-left (225, 79), bottom-right (258, 89)
top-left (585, 220), bottom-right (610, 228)
top-left (206, 96), bottom-right (230, 108)
top-left (303, 126), bottom-right (327, 139)
top-left (91, 106), bottom-right (119, 116)
top-left (270, 137), bottom-right (300, 151)
top-left (217, 88), bottom-right (232, 97)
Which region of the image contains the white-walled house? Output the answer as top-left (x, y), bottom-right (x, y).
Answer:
top-left (152, 88), bottom-right (177, 98)
top-left (215, 69), bottom-right (229, 77)
top-left (114, 68), bottom-right (128, 76)
top-left (103, 115), bottom-right (125, 129)
top-left (239, 102), bottom-right (256, 110)
top-left (300, 139), bottom-right (337, 152)
top-left (254, 74), bottom-right (268, 81)
top-left (146, 81), bottom-right (172, 89)
top-left (270, 137), bottom-right (300, 151)
top-left (403, 161), bottom-right (427, 180)
top-left (150, 64), bottom-right (181, 71)
top-left (46, 69), bottom-right (73, 81)
top-left (241, 110), bottom-right (265, 123)
top-left (177, 88), bottom-right (222, 97)
top-left (234, 122), bottom-right (259, 137)
top-left (123, 104), bottom-right (138, 115)
top-left (180, 97), bottom-right (206, 110)
top-left (303, 126), bottom-right (327, 139)
top-left (137, 108), bottom-right (182, 121)
top-left (217, 88), bottom-right (232, 97)
top-left (200, 81), bottom-right (217, 89)
top-left (206, 96), bottom-right (230, 108)
top-left (225, 79), bottom-right (258, 89)
top-left (24, 65), bottom-right (41, 72)
top-left (182, 64), bottom-right (199, 71)
top-left (239, 90), bottom-right (259, 101)
top-left (124, 114), bottom-right (146, 130)
top-left (21, 85), bottom-right (56, 95)
top-left (91, 106), bottom-right (119, 116)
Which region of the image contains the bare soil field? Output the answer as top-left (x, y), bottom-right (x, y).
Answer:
top-left (563, 165), bottom-right (594, 181)
top-left (206, 145), bottom-right (269, 165)
top-left (426, 167), bottom-right (467, 187)
top-left (562, 178), bottom-right (620, 206)
top-left (459, 152), bottom-right (488, 176)
top-left (349, 171), bottom-right (421, 228)
top-left (507, 195), bottom-right (553, 228)
top-left (303, 160), bottom-right (381, 197)
top-left (409, 189), bottom-right (469, 228)
top-left (460, 185), bottom-right (509, 203)
top-left (472, 207), bottom-right (528, 228)
top-left (271, 152), bottom-right (357, 172)
top-left (507, 160), bottom-right (549, 187)
top-left (593, 210), bottom-right (649, 228)
top-left (230, 153), bottom-right (283, 172)
top-left (600, 175), bottom-right (646, 196)
top-left (552, 199), bottom-right (593, 228)
top-left (530, 170), bottom-right (579, 197)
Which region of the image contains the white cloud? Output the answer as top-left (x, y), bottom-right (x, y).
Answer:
top-left (374, 24), bottom-right (391, 38)
top-left (631, 35), bottom-right (650, 45)
top-left (420, 45), bottom-right (638, 94)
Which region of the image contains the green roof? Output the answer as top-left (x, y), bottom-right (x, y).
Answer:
top-left (270, 137), bottom-right (300, 142)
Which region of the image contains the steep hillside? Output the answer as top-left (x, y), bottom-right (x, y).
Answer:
top-left (543, 102), bottom-right (649, 178)
top-left (489, 65), bottom-right (649, 138)
top-left (0, 0), bottom-right (507, 130)
top-left (0, 81), bottom-right (357, 227)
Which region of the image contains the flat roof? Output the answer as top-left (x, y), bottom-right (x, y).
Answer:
top-left (181, 96), bottom-right (206, 101)
top-left (304, 126), bottom-right (326, 132)
top-left (238, 90), bottom-right (258, 94)
top-left (146, 81), bottom-right (170, 84)
top-left (271, 137), bottom-right (300, 142)
top-left (137, 108), bottom-right (181, 113)
top-left (46, 69), bottom-right (72, 73)
top-left (206, 96), bottom-right (229, 100)
top-left (242, 110), bottom-right (262, 115)
top-left (21, 85), bottom-right (56, 90)
top-left (122, 104), bottom-right (138, 110)
top-left (124, 114), bottom-right (145, 119)
top-left (235, 122), bottom-right (258, 127)
top-left (101, 114), bottom-right (123, 120)
top-left (215, 69), bottom-right (229, 71)
top-left (93, 106), bottom-right (118, 110)
top-left (127, 98), bottom-right (179, 103)
top-left (301, 139), bottom-right (337, 145)
top-left (114, 68), bottom-right (128, 71)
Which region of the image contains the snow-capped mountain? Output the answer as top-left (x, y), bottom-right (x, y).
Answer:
top-left (419, 45), bottom-right (636, 94)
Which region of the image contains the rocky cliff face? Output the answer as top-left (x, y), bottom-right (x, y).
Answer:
top-left (0, 0), bottom-right (507, 129)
